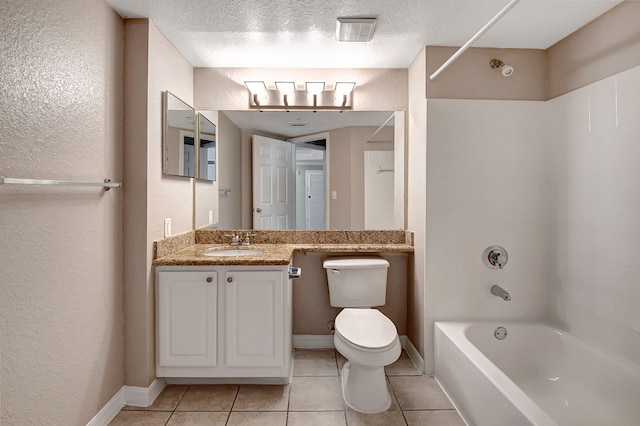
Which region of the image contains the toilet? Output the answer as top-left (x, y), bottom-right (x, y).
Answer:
top-left (323, 257), bottom-right (401, 413)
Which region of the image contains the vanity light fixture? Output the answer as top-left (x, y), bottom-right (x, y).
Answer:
top-left (244, 81), bottom-right (267, 106)
top-left (335, 82), bottom-right (356, 108)
top-left (275, 82), bottom-right (296, 107)
top-left (244, 80), bottom-right (353, 110)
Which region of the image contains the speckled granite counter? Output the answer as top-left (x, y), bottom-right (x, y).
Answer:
top-left (153, 230), bottom-right (414, 266)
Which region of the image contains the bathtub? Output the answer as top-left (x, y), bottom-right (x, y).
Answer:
top-left (434, 322), bottom-right (640, 426)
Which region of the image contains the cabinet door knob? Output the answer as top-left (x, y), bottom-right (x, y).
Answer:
top-left (206, 277), bottom-right (213, 283)
top-left (227, 277), bottom-right (233, 283)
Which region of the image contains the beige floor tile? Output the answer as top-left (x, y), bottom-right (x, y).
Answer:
top-left (227, 411), bottom-right (287, 426)
top-left (289, 376), bottom-right (344, 411)
top-left (108, 410), bottom-right (171, 426)
top-left (385, 351), bottom-right (421, 376)
top-left (175, 384), bottom-right (238, 411)
top-left (166, 411), bottom-right (229, 425)
top-left (122, 385), bottom-right (188, 411)
top-left (345, 410), bottom-right (407, 426)
top-left (388, 376), bottom-right (453, 410)
top-left (233, 384), bottom-right (289, 411)
top-left (293, 349), bottom-right (338, 376)
top-left (286, 411), bottom-right (347, 426)
top-left (403, 410), bottom-right (465, 426)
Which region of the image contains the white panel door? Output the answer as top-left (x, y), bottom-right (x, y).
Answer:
top-left (157, 271), bottom-right (217, 368)
top-left (225, 270), bottom-right (284, 367)
top-left (305, 170), bottom-right (325, 230)
top-left (252, 135), bottom-right (294, 229)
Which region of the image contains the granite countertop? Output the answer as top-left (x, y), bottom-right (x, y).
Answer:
top-left (153, 243), bottom-right (414, 266)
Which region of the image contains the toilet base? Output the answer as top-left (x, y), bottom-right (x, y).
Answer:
top-left (340, 361), bottom-right (391, 414)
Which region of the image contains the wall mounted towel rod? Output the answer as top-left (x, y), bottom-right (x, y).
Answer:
top-left (0, 177), bottom-right (122, 190)
top-left (429, 0), bottom-right (521, 81)
top-left (218, 188), bottom-right (231, 194)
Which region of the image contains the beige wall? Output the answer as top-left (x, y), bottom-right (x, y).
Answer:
top-left (123, 19), bottom-right (194, 387)
top-left (547, 1), bottom-right (640, 99)
top-left (0, 0), bottom-right (125, 424)
top-left (292, 253), bottom-right (409, 335)
top-left (426, 46), bottom-right (547, 100)
top-left (407, 48), bottom-right (428, 361)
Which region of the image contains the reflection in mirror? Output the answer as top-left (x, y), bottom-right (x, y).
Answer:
top-left (194, 110), bottom-right (405, 231)
top-left (163, 91), bottom-right (195, 178)
top-left (197, 114), bottom-right (216, 181)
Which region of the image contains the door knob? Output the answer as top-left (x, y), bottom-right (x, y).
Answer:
top-left (227, 277), bottom-right (233, 283)
top-left (255, 208), bottom-right (262, 213)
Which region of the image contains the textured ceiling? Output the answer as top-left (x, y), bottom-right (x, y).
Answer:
top-left (105, 0), bottom-right (623, 69)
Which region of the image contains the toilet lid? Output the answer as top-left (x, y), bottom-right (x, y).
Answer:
top-left (335, 309), bottom-right (398, 349)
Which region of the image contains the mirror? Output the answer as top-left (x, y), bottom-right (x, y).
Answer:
top-left (195, 110), bottom-right (405, 230)
top-left (197, 113), bottom-right (217, 181)
top-left (163, 91), bottom-right (195, 178)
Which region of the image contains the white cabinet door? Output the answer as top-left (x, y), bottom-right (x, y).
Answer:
top-left (225, 270), bottom-right (284, 367)
top-left (157, 271), bottom-right (217, 368)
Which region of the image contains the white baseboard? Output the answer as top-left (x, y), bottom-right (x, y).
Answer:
top-left (86, 378), bottom-right (166, 426)
top-left (293, 334), bottom-right (335, 348)
top-left (400, 336), bottom-right (424, 374)
top-left (85, 388), bottom-right (124, 426)
top-left (294, 333), bottom-right (424, 374)
top-left (124, 377), bottom-right (166, 407)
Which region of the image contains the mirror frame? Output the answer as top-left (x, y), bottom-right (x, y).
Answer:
top-left (162, 91), bottom-right (196, 178)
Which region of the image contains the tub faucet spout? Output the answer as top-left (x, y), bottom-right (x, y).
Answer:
top-left (491, 285), bottom-right (511, 301)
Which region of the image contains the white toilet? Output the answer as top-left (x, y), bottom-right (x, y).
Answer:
top-left (323, 257), bottom-right (401, 413)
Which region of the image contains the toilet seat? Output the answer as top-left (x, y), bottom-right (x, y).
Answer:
top-left (335, 308), bottom-right (398, 350)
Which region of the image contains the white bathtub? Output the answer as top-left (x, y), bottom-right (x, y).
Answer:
top-left (435, 322), bottom-right (640, 426)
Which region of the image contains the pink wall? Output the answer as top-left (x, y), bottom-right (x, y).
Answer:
top-left (0, 0), bottom-right (125, 423)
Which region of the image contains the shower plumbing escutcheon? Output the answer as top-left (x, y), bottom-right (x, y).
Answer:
top-left (483, 245), bottom-right (508, 269)
top-left (494, 326), bottom-right (508, 340)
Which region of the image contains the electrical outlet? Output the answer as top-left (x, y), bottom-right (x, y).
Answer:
top-left (208, 210), bottom-right (214, 225)
top-left (331, 191), bottom-right (337, 200)
top-left (164, 218), bottom-right (172, 237)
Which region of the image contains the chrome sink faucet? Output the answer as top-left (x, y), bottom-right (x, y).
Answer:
top-left (491, 284), bottom-right (511, 301)
top-left (241, 233), bottom-right (257, 246)
top-left (224, 233), bottom-right (241, 246)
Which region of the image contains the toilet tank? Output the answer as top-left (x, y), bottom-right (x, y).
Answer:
top-left (323, 257), bottom-right (390, 307)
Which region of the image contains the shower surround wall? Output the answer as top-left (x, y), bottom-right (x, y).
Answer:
top-left (551, 65), bottom-right (640, 366)
top-left (424, 66), bottom-right (640, 374)
top-left (424, 99), bottom-right (559, 373)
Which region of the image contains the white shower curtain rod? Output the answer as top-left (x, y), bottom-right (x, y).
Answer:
top-left (429, 0), bottom-right (521, 81)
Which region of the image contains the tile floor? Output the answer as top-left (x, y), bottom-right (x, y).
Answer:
top-left (109, 349), bottom-right (465, 426)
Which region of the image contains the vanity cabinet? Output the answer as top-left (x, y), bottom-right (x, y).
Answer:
top-left (156, 265), bottom-right (292, 381)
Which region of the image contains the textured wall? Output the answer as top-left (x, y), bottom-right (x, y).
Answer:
top-left (123, 19), bottom-right (194, 388)
top-left (0, 0), bottom-right (124, 424)
top-left (426, 46), bottom-right (547, 101)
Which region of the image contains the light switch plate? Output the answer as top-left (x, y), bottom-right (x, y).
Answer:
top-left (164, 218), bottom-right (172, 237)
top-left (331, 191), bottom-right (337, 200)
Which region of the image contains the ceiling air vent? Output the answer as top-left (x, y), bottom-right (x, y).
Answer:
top-left (337, 18), bottom-right (377, 42)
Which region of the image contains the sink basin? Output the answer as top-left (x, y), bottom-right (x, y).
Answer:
top-left (202, 248), bottom-right (263, 257)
